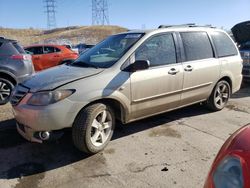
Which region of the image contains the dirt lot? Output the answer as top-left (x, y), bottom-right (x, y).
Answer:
top-left (0, 85), bottom-right (249, 188)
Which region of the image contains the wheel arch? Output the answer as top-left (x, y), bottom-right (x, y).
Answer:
top-left (218, 76), bottom-right (232, 94)
top-left (81, 98), bottom-right (128, 124)
top-left (0, 71), bottom-right (17, 85)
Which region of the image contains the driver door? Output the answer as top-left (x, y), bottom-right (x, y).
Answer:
top-left (130, 33), bottom-right (184, 119)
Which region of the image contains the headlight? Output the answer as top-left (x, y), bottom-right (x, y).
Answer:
top-left (213, 156), bottom-right (244, 188)
top-left (27, 89), bottom-right (75, 106)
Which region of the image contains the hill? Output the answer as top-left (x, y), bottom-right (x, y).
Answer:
top-left (0, 25), bottom-right (128, 46)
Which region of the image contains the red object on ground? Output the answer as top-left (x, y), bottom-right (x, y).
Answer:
top-left (204, 124), bottom-right (250, 188)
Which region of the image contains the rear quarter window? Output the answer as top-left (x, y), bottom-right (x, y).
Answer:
top-left (12, 42), bottom-right (25, 54)
top-left (180, 32), bottom-right (214, 61)
top-left (0, 42), bottom-right (3, 48)
top-left (211, 31), bottom-right (238, 57)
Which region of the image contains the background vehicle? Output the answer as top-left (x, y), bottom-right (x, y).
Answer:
top-left (12, 25), bottom-right (242, 154)
top-left (25, 44), bottom-right (78, 71)
top-left (74, 43), bottom-right (94, 54)
top-left (204, 123), bottom-right (250, 188)
top-left (0, 37), bottom-right (34, 105)
top-left (232, 21), bottom-right (250, 82)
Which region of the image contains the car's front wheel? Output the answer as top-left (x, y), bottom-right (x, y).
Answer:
top-left (72, 103), bottom-right (115, 154)
top-left (206, 80), bottom-right (230, 111)
top-left (0, 78), bottom-right (14, 105)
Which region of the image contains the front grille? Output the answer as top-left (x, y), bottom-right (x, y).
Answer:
top-left (10, 84), bottom-right (29, 106)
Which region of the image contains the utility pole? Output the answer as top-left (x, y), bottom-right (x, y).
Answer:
top-left (92, 0), bottom-right (109, 25)
top-left (44, 0), bottom-right (57, 29)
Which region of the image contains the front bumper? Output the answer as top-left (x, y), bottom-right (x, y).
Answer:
top-left (16, 122), bottom-right (42, 143)
top-left (12, 93), bottom-right (85, 142)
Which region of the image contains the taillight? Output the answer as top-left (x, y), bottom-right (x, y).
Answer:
top-left (11, 54), bottom-right (30, 60)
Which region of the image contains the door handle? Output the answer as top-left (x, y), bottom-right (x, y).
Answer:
top-left (184, 65), bottom-right (193, 72)
top-left (168, 68), bottom-right (179, 75)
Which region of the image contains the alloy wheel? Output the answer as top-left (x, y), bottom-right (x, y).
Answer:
top-left (90, 109), bottom-right (112, 147)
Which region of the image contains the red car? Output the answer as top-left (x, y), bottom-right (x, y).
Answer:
top-left (25, 44), bottom-right (78, 71)
top-left (204, 124), bottom-right (250, 188)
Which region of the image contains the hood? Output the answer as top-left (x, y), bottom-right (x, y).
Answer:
top-left (232, 21), bottom-right (250, 44)
top-left (22, 65), bottom-right (104, 92)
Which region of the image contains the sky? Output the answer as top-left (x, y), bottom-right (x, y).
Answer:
top-left (0, 0), bottom-right (249, 30)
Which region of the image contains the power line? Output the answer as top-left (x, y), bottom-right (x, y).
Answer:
top-left (92, 0), bottom-right (109, 25)
top-left (44, 0), bottom-right (57, 29)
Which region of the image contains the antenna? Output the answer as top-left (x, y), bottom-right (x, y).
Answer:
top-left (92, 0), bottom-right (109, 25)
top-left (44, 0), bottom-right (57, 29)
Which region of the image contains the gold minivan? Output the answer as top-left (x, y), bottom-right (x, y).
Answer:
top-left (11, 25), bottom-right (242, 154)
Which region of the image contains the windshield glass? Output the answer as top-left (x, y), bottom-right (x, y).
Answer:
top-left (71, 33), bottom-right (144, 68)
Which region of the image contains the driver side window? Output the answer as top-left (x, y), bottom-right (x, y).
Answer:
top-left (135, 33), bottom-right (177, 67)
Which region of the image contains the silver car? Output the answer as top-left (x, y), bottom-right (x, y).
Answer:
top-left (11, 25), bottom-right (242, 154)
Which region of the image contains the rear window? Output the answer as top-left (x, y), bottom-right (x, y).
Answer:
top-left (180, 32), bottom-right (214, 61)
top-left (12, 42), bottom-right (25, 54)
top-left (211, 31), bottom-right (238, 57)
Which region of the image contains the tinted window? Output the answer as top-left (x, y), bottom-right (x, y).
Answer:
top-left (26, 47), bottom-right (43, 55)
top-left (44, 46), bottom-right (55, 54)
top-left (135, 33), bottom-right (176, 67)
top-left (211, 31), bottom-right (238, 57)
top-left (181, 32), bottom-right (214, 61)
top-left (0, 42), bottom-right (2, 48)
top-left (55, 47), bottom-right (61, 52)
top-left (12, 42), bottom-right (25, 54)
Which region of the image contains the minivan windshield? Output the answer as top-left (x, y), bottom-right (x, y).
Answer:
top-left (71, 33), bottom-right (144, 68)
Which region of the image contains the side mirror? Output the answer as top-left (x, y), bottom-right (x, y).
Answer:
top-left (124, 60), bottom-right (150, 72)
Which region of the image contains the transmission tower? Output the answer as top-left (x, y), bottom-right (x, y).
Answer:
top-left (92, 0), bottom-right (109, 25)
top-left (44, 0), bottom-right (57, 29)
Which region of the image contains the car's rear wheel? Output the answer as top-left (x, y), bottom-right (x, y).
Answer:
top-left (72, 103), bottom-right (115, 154)
top-left (206, 80), bottom-right (230, 111)
top-left (0, 78), bottom-right (14, 105)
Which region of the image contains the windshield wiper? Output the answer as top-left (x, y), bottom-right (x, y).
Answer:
top-left (71, 61), bottom-right (99, 69)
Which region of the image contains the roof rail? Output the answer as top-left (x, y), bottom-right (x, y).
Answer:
top-left (158, 24), bottom-right (216, 29)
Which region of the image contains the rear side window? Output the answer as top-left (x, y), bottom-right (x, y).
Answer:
top-left (12, 42), bottom-right (25, 54)
top-left (26, 47), bottom-right (43, 55)
top-left (55, 47), bottom-right (61, 52)
top-left (180, 32), bottom-right (214, 61)
top-left (44, 46), bottom-right (55, 54)
top-left (211, 31), bottom-right (238, 57)
top-left (0, 42), bottom-right (2, 48)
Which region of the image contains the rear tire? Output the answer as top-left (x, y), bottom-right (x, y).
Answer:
top-left (0, 78), bottom-right (14, 105)
top-left (72, 103), bottom-right (115, 154)
top-left (206, 80), bottom-right (230, 111)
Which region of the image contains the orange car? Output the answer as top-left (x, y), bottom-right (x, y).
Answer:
top-left (24, 44), bottom-right (78, 71)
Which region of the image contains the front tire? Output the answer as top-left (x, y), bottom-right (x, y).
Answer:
top-left (206, 80), bottom-right (230, 111)
top-left (0, 78), bottom-right (14, 105)
top-left (72, 103), bottom-right (115, 154)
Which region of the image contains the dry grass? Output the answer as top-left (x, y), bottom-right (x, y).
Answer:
top-left (0, 25), bottom-right (127, 46)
